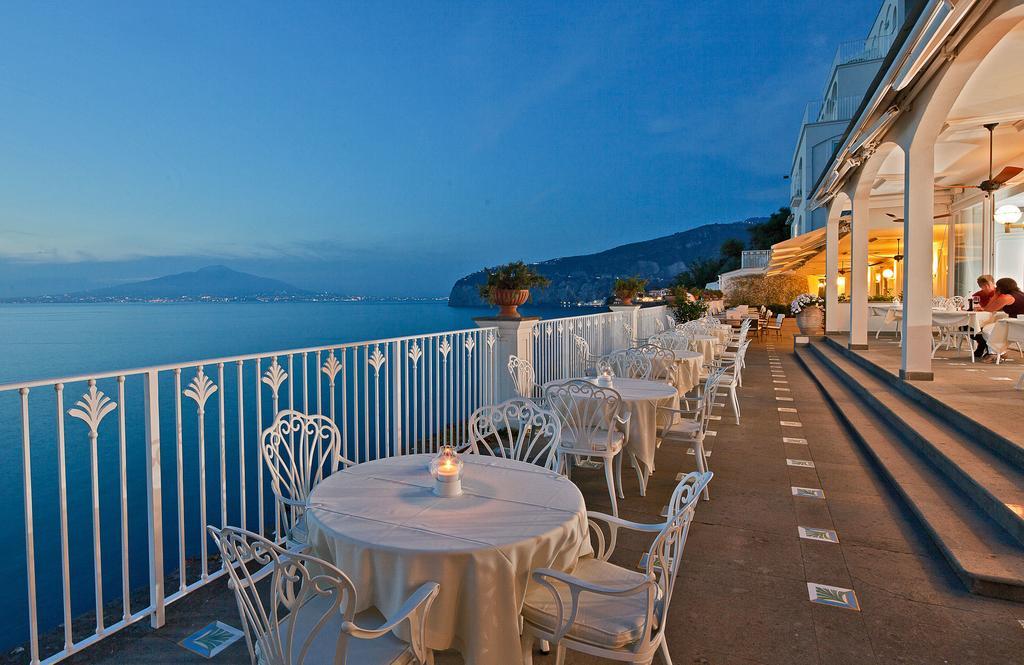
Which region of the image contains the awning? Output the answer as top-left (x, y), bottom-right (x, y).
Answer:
top-left (766, 227), bottom-right (827, 276)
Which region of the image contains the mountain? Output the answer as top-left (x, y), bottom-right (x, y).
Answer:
top-left (448, 219), bottom-right (762, 307)
top-left (80, 265), bottom-right (309, 299)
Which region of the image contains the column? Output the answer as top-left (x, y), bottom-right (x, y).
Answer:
top-left (609, 304), bottom-right (640, 345)
top-left (825, 214), bottom-right (840, 334)
top-left (474, 316), bottom-right (539, 401)
top-left (901, 140), bottom-right (935, 380)
top-left (849, 191), bottom-right (870, 349)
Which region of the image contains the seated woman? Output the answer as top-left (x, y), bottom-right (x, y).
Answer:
top-left (974, 278), bottom-right (1024, 359)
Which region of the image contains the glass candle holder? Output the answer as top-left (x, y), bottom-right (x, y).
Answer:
top-left (596, 366), bottom-right (614, 388)
top-left (429, 444), bottom-right (464, 497)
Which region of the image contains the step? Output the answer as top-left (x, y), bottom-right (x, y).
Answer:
top-left (821, 336), bottom-right (1024, 470)
top-left (795, 347), bottom-right (1024, 601)
top-left (807, 340), bottom-right (1024, 545)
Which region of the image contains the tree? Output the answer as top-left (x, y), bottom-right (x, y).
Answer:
top-left (748, 207), bottom-right (791, 250)
top-left (719, 238), bottom-right (745, 272)
top-left (673, 258), bottom-right (724, 289)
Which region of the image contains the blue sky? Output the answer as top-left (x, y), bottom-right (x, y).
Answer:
top-left (0, 1), bottom-right (880, 296)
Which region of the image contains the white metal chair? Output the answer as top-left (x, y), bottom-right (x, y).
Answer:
top-left (507, 354), bottom-right (541, 402)
top-left (658, 370), bottom-right (722, 500)
top-left (260, 410), bottom-right (353, 548)
top-left (209, 526), bottom-right (439, 665)
top-left (633, 344), bottom-right (677, 386)
top-left (573, 335), bottom-right (601, 376)
top-left (765, 313), bottom-right (784, 339)
top-left (519, 471), bottom-right (712, 665)
top-left (545, 380), bottom-right (631, 516)
top-left (597, 349), bottom-right (653, 380)
top-left (468, 398), bottom-right (562, 470)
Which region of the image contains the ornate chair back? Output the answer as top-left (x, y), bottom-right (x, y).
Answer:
top-left (507, 355), bottom-right (537, 400)
top-left (468, 399), bottom-right (561, 469)
top-left (544, 380), bottom-right (625, 451)
top-left (260, 410), bottom-right (352, 539)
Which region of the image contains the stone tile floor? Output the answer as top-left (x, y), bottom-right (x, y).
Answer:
top-left (41, 324), bottom-right (1024, 665)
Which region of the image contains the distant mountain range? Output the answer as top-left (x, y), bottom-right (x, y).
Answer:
top-left (448, 219), bottom-right (763, 307)
top-left (77, 265), bottom-right (308, 299)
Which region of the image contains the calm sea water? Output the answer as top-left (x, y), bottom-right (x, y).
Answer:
top-left (0, 301), bottom-right (599, 651)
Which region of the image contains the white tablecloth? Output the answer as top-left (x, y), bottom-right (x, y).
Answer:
top-left (659, 350), bottom-right (702, 394)
top-left (984, 316), bottom-right (1024, 356)
top-left (932, 310), bottom-right (993, 334)
top-left (306, 454), bottom-right (590, 665)
top-left (689, 335), bottom-right (718, 364)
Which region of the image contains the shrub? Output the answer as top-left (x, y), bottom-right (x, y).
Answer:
top-left (477, 261), bottom-right (550, 303)
top-left (613, 276), bottom-right (648, 301)
top-left (673, 299), bottom-right (709, 323)
top-left (725, 273), bottom-right (806, 308)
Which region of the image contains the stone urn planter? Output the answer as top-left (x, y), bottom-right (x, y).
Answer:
top-left (796, 305), bottom-right (823, 334)
top-left (493, 289), bottom-right (530, 318)
top-left (616, 292), bottom-right (635, 306)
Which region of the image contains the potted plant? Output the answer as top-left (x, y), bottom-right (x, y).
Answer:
top-left (478, 261), bottom-right (550, 318)
top-left (673, 297), bottom-right (709, 323)
top-left (790, 293), bottom-right (826, 334)
top-left (613, 276), bottom-right (648, 305)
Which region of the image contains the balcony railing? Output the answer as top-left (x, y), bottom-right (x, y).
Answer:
top-left (741, 250), bottom-right (771, 269)
top-left (801, 94), bottom-right (863, 126)
top-left (831, 32), bottom-right (896, 71)
top-left (0, 305), bottom-right (666, 664)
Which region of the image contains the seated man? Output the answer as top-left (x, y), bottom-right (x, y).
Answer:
top-left (971, 274), bottom-right (996, 309)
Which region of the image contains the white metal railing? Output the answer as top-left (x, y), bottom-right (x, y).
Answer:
top-left (831, 32), bottom-right (895, 70)
top-left (530, 310), bottom-right (633, 387)
top-left (741, 250), bottom-right (771, 269)
top-left (802, 94), bottom-right (862, 126)
top-left (0, 326), bottom-right (497, 664)
top-left (637, 306), bottom-right (669, 342)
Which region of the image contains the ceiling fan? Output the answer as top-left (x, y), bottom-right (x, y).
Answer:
top-left (936, 122), bottom-right (1023, 192)
top-left (886, 211), bottom-right (951, 223)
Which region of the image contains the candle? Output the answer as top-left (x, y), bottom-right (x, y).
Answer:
top-left (437, 459), bottom-right (459, 479)
top-left (430, 445), bottom-right (463, 497)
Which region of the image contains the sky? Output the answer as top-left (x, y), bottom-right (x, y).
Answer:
top-left (0, 1), bottom-right (881, 296)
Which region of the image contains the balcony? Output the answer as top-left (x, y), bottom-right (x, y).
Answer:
top-left (801, 94), bottom-right (863, 126)
top-left (0, 306), bottom-right (1020, 664)
top-left (740, 249), bottom-right (771, 269)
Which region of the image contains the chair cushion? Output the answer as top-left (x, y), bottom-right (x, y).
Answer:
top-left (660, 417), bottom-right (699, 442)
top-left (522, 558), bottom-right (656, 649)
top-left (559, 428), bottom-right (624, 453)
top-left (257, 596), bottom-right (414, 665)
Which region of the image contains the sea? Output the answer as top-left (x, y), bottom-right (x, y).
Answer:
top-left (0, 301), bottom-right (599, 652)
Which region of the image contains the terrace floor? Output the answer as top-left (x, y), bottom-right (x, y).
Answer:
top-left (41, 323), bottom-right (1024, 665)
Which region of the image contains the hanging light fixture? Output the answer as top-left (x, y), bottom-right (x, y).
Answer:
top-left (882, 268), bottom-right (894, 279)
top-left (995, 204), bottom-right (1023, 231)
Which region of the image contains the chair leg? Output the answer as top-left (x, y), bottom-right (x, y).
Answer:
top-left (555, 644), bottom-right (566, 665)
top-left (694, 437), bottom-right (710, 500)
top-left (630, 452), bottom-right (646, 497)
top-left (604, 458), bottom-right (619, 516)
top-left (520, 632), bottom-right (535, 665)
top-left (539, 639), bottom-right (550, 654)
top-left (730, 385), bottom-right (740, 425)
top-left (659, 638), bottom-right (674, 665)
top-left (615, 452), bottom-right (627, 498)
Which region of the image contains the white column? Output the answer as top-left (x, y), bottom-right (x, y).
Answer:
top-left (825, 214), bottom-right (840, 334)
top-left (901, 141), bottom-right (935, 380)
top-left (849, 191), bottom-right (870, 349)
top-left (474, 316), bottom-right (539, 401)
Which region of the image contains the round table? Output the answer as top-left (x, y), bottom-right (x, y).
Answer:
top-left (689, 334), bottom-right (718, 364)
top-left (652, 350), bottom-right (702, 394)
top-left (306, 454), bottom-right (590, 665)
top-left (545, 377), bottom-right (678, 474)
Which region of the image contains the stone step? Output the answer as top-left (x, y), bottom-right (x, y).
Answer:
top-left (807, 340), bottom-right (1024, 545)
top-left (795, 345), bottom-right (1024, 602)
top-left (821, 336), bottom-right (1024, 469)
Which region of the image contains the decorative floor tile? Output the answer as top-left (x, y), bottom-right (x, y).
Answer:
top-left (992, 377), bottom-right (1014, 381)
top-left (686, 448), bottom-right (712, 457)
top-left (783, 437), bottom-right (807, 444)
top-left (807, 583), bottom-right (860, 611)
top-left (799, 526), bottom-right (839, 543)
top-left (708, 415), bottom-right (721, 420)
top-left (778, 407), bottom-right (798, 412)
top-left (787, 458), bottom-right (815, 468)
top-left (773, 380), bottom-right (788, 384)
top-left (776, 396), bottom-right (794, 401)
top-left (966, 369), bottom-right (980, 372)
top-left (705, 430), bottom-right (717, 437)
top-left (714, 401), bottom-right (726, 407)
top-left (792, 486), bottom-right (825, 498)
top-left (780, 421), bottom-right (802, 427)
top-left (774, 387), bottom-right (791, 391)
top-left (949, 363), bottom-right (967, 366)
top-left (179, 621), bottom-right (244, 659)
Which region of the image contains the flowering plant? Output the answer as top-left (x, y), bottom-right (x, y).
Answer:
top-left (790, 293), bottom-right (825, 315)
